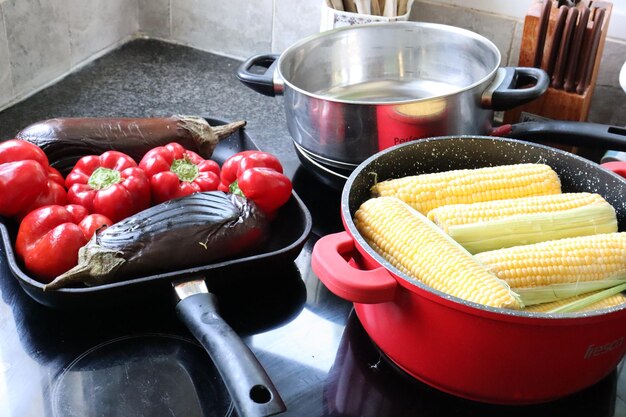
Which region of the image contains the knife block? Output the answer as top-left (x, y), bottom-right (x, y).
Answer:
top-left (503, 0), bottom-right (612, 125)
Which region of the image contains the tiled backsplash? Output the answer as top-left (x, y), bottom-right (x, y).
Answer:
top-left (0, 0), bottom-right (624, 125)
top-left (0, 0), bottom-right (138, 113)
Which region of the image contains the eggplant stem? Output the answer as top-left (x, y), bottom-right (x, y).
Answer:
top-left (44, 243), bottom-right (126, 291)
top-left (177, 117), bottom-right (246, 159)
top-left (212, 120), bottom-right (247, 140)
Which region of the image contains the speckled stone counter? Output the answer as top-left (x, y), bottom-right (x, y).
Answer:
top-left (0, 39), bottom-right (295, 163)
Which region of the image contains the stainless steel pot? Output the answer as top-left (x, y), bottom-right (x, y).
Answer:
top-left (237, 22), bottom-right (549, 168)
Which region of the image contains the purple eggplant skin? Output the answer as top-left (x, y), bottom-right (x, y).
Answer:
top-left (44, 191), bottom-right (268, 290)
top-left (16, 116), bottom-right (246, 174)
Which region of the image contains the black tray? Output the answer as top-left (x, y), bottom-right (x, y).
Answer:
top-left (0, 118), bottom-right (312, 310)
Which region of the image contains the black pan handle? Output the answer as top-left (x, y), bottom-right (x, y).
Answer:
top-left (174, 279), bottom-right (286, 417)
top-left (236, 54), bottom-right (282, 97)
top-left (482, 67), bottom-right (549, 111)
top-left (497, 121), bottom-right (626, 151)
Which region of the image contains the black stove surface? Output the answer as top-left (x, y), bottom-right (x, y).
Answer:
top-left (0, 162), bottom-right (623, 417)
top-left (0, 39), bottom-right (623, 417)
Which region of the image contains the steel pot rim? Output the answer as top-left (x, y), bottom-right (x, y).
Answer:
top-left (275, 21), bottom-right (503, 105)
top-left (340, 135), bottom-right (626, 320)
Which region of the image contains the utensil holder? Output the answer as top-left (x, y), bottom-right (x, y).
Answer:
top-left (503, 0), bottom-right (612, 125)
top-left (320, 0), bottom-right (414, 31)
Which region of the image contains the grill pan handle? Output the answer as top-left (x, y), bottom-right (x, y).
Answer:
top-left (174, 278), bottom-right (286, 417)
top-left (495, 121), bottom-right (626, 151)
top-left (311, 231), bottom-right (397, 304)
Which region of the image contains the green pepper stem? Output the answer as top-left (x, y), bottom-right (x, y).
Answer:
top-left (170, 157), bottom-right (199, 183)
top-left (88, 167), bottom-right (122, 190)
top-left (229, 180), bottom-right (246, 198)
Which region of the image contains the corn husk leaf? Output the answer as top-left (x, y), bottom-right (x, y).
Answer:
top-left (547, 282), bottom-right (626, 313)
top-left (448, 204), bottom-right (617, 254)
top-left (516, 278), bottom-right (626, 305)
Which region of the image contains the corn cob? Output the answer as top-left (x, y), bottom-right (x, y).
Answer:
top-left (371, 163), bottom-right (561, 215)
top-left (525, 291), bottom-right (626, 313)
top-left (354, 196), bottom-right (522, 310)
top-left (475, 233), bottom-right (626, 305)
top-left (427, 193), bottom-right (617, 253)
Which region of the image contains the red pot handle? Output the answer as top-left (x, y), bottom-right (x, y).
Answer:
top-left (311, 231), bottom-right (397, 304)
top-left (602, 161), bottom-right (626, 178)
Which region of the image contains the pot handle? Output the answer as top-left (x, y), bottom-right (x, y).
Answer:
top-left (494, 121), bottom-right (626, 151)
top-left (236, 54), bottom-right (283, 97)
top-left (482, 67), bottom-right (549, 111)
top-left (311, 231), bottom-right (397, 304)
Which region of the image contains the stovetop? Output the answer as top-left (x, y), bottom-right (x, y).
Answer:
top-left (0, 160), bottom-right (624, 417)
top-left (0, 38), bottom-right (623, 417)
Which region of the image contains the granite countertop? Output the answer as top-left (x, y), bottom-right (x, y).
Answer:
top-left (0, 39), bottom-right (295, 163)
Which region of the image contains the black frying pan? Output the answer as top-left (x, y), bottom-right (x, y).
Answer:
top-left (345, 135), bottom-right (626, 228)
top-left (0, 119), bottom-right (313, 417)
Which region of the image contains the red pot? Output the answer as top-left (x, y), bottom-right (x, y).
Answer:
top-left (311, 136), bottom-right (626, 405)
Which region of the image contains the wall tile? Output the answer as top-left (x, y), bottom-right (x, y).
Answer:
top-left (67, 0), bottom-right (139, 66)
top-left (139, 0), bottom-right (170, 39)
top-left (0, 5), bottom-right (13, 105)
top-left (588, 84), bottom-right (626, 126)
top-left (171, 0), bottom-right (272, 59)
top-left (596, 39), bottom-right (626, 89)
top-left (410, 0), bottom-right (517, 65)
top-left (3, 0), bottom-right (71, 98)
top-left (272, 0), bottom-right (321, 53)
top-left (508, 21), bottom-right (523, 67)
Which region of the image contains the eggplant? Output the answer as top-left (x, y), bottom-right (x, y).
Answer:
top-left (16, 116), bottom-right (246, 175)
top-left (44, 191), bottom-right (268, 290)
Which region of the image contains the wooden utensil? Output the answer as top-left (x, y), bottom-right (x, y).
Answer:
top-left (371, 0), bottom-right (382, 16)
top-left (354, 0), bottom-right (371, 14)
top-left (330, 0), bottom-right (345, 11)
top-left (383, 0), bottom-right (397, 16)
top-left (397, 0), bottom-right (409, 16)
top-left (343, 0), bottom-right (358, 13)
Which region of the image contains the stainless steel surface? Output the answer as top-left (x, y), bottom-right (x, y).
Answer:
top-left (272, 22), bottom-right (507, 166)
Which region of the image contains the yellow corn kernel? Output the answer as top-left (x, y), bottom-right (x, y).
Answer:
top-left (353, 196), bottom-right (522, 309)
top-left (427, 193), bottom-right (617, 253)
top-left (525, 292), bottom-right (626, 313)
top-left (371, 163), bottom-right (561, 215)
top-left (475, 233), bottom-right (626, 289)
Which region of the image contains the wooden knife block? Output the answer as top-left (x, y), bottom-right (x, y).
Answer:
top-left (503, 0), bottom-right (612, 124)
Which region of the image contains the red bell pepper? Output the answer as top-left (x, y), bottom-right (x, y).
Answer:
top-left (219, 151), bottom-right (283, 191)
top-left (0, 139), bottom-right (57, 218)
top-left (231, 167), bottom-right (292, 215)
top-left (16, 204), bottom-right (112, 282)
top-left (15, 166), bottom-right (68, 220)
top-left (66, 151), bottom-right (151, 223)
top-left (139, 142), bottom-right (221, 204)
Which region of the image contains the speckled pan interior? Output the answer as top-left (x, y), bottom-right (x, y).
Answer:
top-left (341, 136), bottom-right (626, 316)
